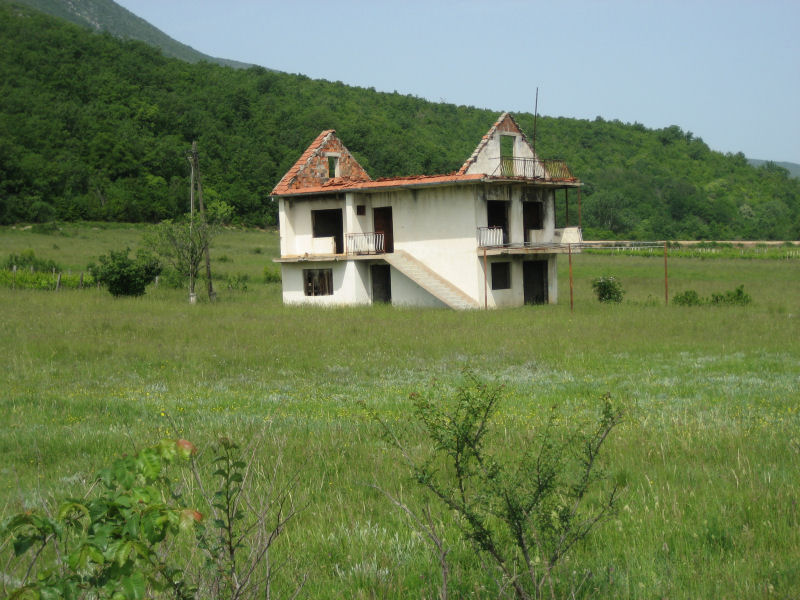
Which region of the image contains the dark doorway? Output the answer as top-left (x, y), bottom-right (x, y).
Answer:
top-left (311, 208), bottom-right (344, 254)
top-left (373, 207), bottom-right (394, 253)
top-left (523, 260), bottom-right (548, 305)
top-left (487, 201), bottom-right (509, 244)
top-left (371, 264), bottom-right (391, 303)
top-left (522, 201), bottom-right (544, 243)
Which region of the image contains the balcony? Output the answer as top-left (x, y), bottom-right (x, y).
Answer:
top-left (491, 157), bottom-right (576, 181)
top-left (345, 232), bottom-right (385, 254)
top-left (478, 226), bottom-right (583, 252)
top-left (477, 226), bottom-right (505, 248)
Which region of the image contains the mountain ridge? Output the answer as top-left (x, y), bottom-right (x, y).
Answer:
top-left (5, 0), bottom-right (253, 68)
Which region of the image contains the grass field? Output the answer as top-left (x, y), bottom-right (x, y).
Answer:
top-left (1, 223), bottom-right (799, 598)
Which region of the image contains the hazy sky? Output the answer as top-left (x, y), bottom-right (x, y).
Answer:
top-left (115, 0), bottom-right (800, 164)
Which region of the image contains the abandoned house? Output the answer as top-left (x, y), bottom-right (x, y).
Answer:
top-left (270, 112), bottom-right (583, 309)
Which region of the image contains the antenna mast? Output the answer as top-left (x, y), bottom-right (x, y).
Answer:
top-left (532, 87), bottom-right (539, 157)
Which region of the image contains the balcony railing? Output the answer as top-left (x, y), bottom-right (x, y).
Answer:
top-left (477, 226), bottom-right (505, 248)
top-left (491, 157), bottom-right (575, 181)
top-left (345, 232), bottom-right (385, 254)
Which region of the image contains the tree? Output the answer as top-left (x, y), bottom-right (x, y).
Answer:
top-left (147, 214), bottom-right (217, 303)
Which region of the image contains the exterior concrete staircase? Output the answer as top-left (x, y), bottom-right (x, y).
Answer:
top-left (384, 250), bottom-right (481, 310)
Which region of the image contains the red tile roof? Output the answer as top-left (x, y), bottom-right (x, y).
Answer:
top-left (273, 172), bottom-right (486, 196)
top-left (271, 113), bottom-right (566, 198)
top-left (271, 130), bottom-right (372, 195)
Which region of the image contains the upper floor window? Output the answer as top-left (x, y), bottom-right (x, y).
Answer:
top-left (326, 154), bottom-right (340, 178)
top-left (500, 135), bottom-right (515, 176)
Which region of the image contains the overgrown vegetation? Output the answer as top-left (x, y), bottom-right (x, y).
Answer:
top-left (1, 3), bottom-right (799, 238)
top-left (1, 228), bottom-right (799, 599)
top-left (371, 375), bottom-right (623, 599)
top-left (1, 435), bottom-right (304, 600)
top-left (2, 439), bottom-right (201, 599)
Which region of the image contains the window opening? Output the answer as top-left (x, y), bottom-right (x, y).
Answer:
top-left (356, 204), bottom-right (366, 216)
top-left (303, 268), bottom-right (333, 296)
top-left (327, 155), bottom-right (339, 178)
top-left (491, 262), bottom-right (511, 290)
top-left (500, 135), bottom-right (515, 176)
top-left (487, 200), bottom-right (509, 244)
top-left (523, 201), bottom-right (544, 236)
top-left (311, 208), bottom-right (344, 253)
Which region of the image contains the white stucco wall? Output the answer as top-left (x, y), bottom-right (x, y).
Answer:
top-left (277, 181), bottom-right (561, 309)
top-left (281, 261), bottom-right (371, 306)
top-left (368, 185), bottom-right (484, 299)
top-left (390, 268), bottom-right (447, 308)
top-left (466, 132), bottom-right (538, 176)
top-left (278, 196), bottom-right (346, 256)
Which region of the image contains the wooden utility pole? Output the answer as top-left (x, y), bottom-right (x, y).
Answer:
top-left (189, 141), bottom-right (216, 302)
top-left (188, 146), bottom-right (197, 303)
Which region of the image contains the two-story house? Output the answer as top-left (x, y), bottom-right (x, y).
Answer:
top-left (271, 112), bottom-right (582, 309)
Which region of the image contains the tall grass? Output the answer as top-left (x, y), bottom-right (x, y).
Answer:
top-left (1, 225), bottom-right (799, 598)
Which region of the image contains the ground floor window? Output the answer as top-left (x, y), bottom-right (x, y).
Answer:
top-left (491, 261), bottom-right (511, 290)
top-left (303, 268), bottom-right (333, 296)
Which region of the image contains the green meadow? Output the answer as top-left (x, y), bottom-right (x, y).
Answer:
top-left (1, 224), bottom-right (799, 598)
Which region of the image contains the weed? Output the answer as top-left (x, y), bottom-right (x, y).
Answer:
top-left (263, 265), bottom-right (281, 284)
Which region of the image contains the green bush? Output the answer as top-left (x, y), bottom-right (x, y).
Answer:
top-left (89, 248), bottom-right (161, 297)
top-left (2, 439), bottom-right (201, 599)
top-left (592, 275), bottom-right (625, 303)
top-left (672, 285), bottom-right (752, 307)
top-left (711, 284), bottom-right (752, 306)
top-left (1, 435), bottom-right (304, 600)
top-left (672, 289), bottom-right (704, 306)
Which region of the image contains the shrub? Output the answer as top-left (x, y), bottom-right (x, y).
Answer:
top-left (89, 248), bottom-right (161, 297)
top-left (1, 434), bottom-right (305, 600)
top-left (673, 285), bottom-right (752, 307)
top-left (263, 265), bottom-right (281, 284)
top-left (370, 374), bottom-right (623, 599)
top-left (711, 284), bottom-right (752, 306)
top-left (672, 289), bottom-right (704, 306)
top-left (592, 275), bottom-right (624, 303)
top-left (2, 439), bottom-right (201, 599)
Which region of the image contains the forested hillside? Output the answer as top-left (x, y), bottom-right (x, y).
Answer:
top-left (1, 3), bottom-right (798, 239)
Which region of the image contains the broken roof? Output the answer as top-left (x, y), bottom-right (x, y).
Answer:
top-left (271, 112), bottom-right (574, 197)
top-left (457, 112), bottom-right (534, 175)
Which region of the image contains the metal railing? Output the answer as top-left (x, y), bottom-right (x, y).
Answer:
top-left (345, 232), bottom-right (385, 254)
top-left (491, 157), bottom-right (575, 181)
top-left (477, 226), bottom-right (505, 248)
